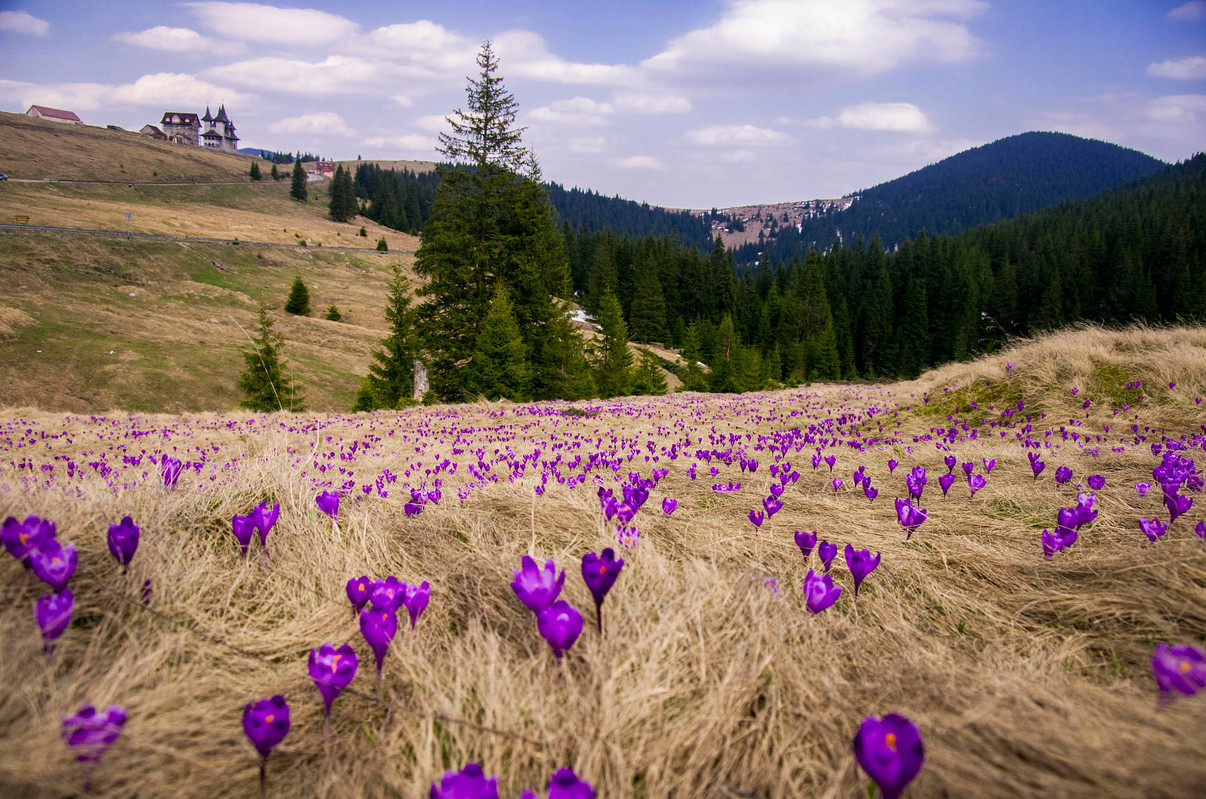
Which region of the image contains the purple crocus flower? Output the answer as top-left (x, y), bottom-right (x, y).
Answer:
top-left (30, 538), bottom-right (76, 592)
top-left (748, 509), bottom-right (764, 529)
top-left (794, 530), bottom-right (817, 562)
top-left (894, 498), bottom-right (928, 541)
top-left (1087, 474), bottom-right (1106, 491)
top-left (864, 484), bottom-right (879, 502)
top-left (937, 472), bottom-right (955, 498)
top-left (817, 540), bottom-right (837, 572)
top-left (250, 501), bottom-right (280, 549)
top-left (511, 555), bottom-right (565, 615)
top-left (36, 589), bottom-right (74, 652)
top-left (661, 497), bottom-right (677, 515)
top-left (1041, 527), bottom-right (1077, 559)
top-left (1196, 520), bottom-right (1205, 540)
top-left (316, 490), bottom-right (340, 519)
top-left (243, 695), bottom-right (290, 795)
top-left (582, 548), bottom-right (624, 633)
top-left (887, 458), bottom-right (899, 474)
top-left (1136, 481), bottom-right (1151, 496)
top-left (983, 458), bottom-right (996, 473)
top-left (232, 513), bottom-right (257, 557)
top-left (802, 569), bottom-right (841, 614)
top-left (162, 456), bottom-right (182, 488)
top-left (1028, 452), bottom-right (1046, 480)
top-left (943, 455), bottom-right (956, 473)
top-left (844, 545), bottom-right (881, 597)
top-left (2, 514), bottom-right (55, 565)
top-left (1152, 643), bottom-right (1206, 699)
top-left (1164, 491), bottom-right (1193, 524)
top-left (764, 495), bottom-right (784, 516)
top-left (62, 704), bottom-right (126, 764)
top-left (403, 580), bottom-right (430, 629)
top-left (905, 467), bottom-right (926, 500)
top-left (546, 767), bottom-right (596, 799)
top-left (968, 473), bottom-right (987, 498)
top-left (830, 479), bottom-right (843, 494)
top-left (359, 606), bottom-right (398, 675)
top-left (309, 642), bottom-right (358, 719)
top-left (824, 454), bottom-right (836, 471)
top-left (537, 599), bottom-right (584, 659)
top-left (106, 515), bottom-right (139, 572)
top-left (961, 462), bottom-right (975, 479)
top-left (1054, 466), bottom-right (1073, 485)
top-left (371, 576), bottom-right (407, 612)
top-left (430, 763), bottom-right (499, 799)
top-left (1140, 517), bottom-right (1169, 542)
top-left (853, 713), bottom-right (925, 799)
top-left (346, 575), bottom-right (371, 614)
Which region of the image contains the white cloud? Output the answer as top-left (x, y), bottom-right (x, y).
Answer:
top-left (111, 72), bottom-right (252, 107)
top-left (616, 155), bottom-right (663, 169)
top-left (613, 93), bottom-right (692, 114)
top-left (1169, 1), bottom-right (1206, 21)
top-left (415, 115), bottom-right (450, 134)
top-left (808, 102), bottom-right (932, 132)
top-left (0, 78), bottom-right (107, 112)
top-left (1147, 56), bottom-right (1206, 80)
top-left (643, 0), bottom-right (987, 78)
top-left (112, 26), bottom-right (245, 56)
top-left (686, 124), bottom-right (794, 146)
top-left (390, 95), bottom-right (414, 108)
top-left (530, 96), bottom-right (615, 125)
top-left (0, 10), bottom-right (49, 35)
top-left (371, 19), bottom-right (468, 54)
top-left (569, 137), bottom-right (606, 154)
top-left (494, 30), bottom-right (634, 85)
top-left (270, 112), bottom-right (355, 137)
top-left (361, 133), bottom-right (439, 153)
top-left (184, 2), bottom-right (357, 45)
top-left (1036, 92), bottom-right (1206, 159)
top-left (204, 56), bottom-right (376, 94)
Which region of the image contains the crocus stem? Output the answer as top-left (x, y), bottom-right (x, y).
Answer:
top-left (259, 757), bottom-right (267, 799)
top-left (595, 602), bottom-right (603, 635)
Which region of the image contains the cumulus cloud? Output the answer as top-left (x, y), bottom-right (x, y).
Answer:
top-left (569, 137), bottom-right (607, 154)
top-left (808, 102), bottom-right (932, 132)
top-left (643, 0), bottom-right (987, 79)
top-left (530, 97), bottom-right (614, 125)
top-left (270, 112), bottom-right (355, 136)
top-left (184, 2), bottom-right (357, 45)
top-left (1147, 56), bottom-right (1206, 80)
top-left (1169, 1), bottom-right (1206, 21)
top-left (494, 30), bottom-right (634, 85)
top-left (361, 133), bottom-right (439, 153)
top-left (613, 93), bottom-right (692, 114)
top-left (204, 56), bottom-right (376, 94)
top-left (616, 155), bottom-right (663, 169)
top-left (0, 73), bottom-right (250, 114)
top-left (1036, 92), bottom-right (1205, 160)
top-left (112, 26), bottom-right (244, 56)
top-left (685, 124), bottom-right (794, 146)
top-left (0, 10), bottom-right (49, 35)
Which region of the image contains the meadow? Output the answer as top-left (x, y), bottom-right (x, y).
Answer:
top-left (2, 324), bottom-right (1205, 798)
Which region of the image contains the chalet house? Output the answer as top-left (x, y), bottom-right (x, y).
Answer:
top-left (199, 105), bottom-right (239, 154)
top-left (26, 105), bottom-right (82, 124)
top-left (161, 112), bottom-right (200, 146)
top-left (140, 124), bottom-right (168, 141)
top-left (314, 161), bottom-right (337, 177)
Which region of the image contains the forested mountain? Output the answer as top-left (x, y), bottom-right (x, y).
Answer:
top-left (565, 152), bottom-right (1205, 390)
top-left (733, 132), bottom-right (1166, 266)
top-left (544, 183), bottom-right (715, 250)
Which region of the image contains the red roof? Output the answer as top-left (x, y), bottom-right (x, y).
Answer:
top-left (29, 105), bottom-right (81, 122)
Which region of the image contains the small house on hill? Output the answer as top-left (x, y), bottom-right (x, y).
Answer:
top-left (161, 112), bottom-right (200, 146)
top-left (314, 161), bottom-right (337, 177)
top-left (26, 105), bottom-right (82, 124)
top-left (140, 124), bottom-right (167, 141)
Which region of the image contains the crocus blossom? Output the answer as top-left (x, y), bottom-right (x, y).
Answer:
top-left (430, 763), bottom-right (498, 799)
top-left (817, 540), bottom-right (837, 572)
top-left (582, 548), bottom-right (624, 633)
top-left (2, 514), bottom-right (55, 565)
top-left (316, 491), bottom-right (340, 519)
top-left (359, 606), bottom-right (398, 675)
top-left (403, 581), bottom-right (430, 629)
top-left (662, 497), bottom-right (677, 515)
top-left (844, 545), bottom-right (881, 596)
top-left (162, 456), bottom-right (182, 488)
top-left (853, 713), bottom-right (925, 799)
top-left (537, 599), bottom-right (584, 659)
top-left (371, 576), bottom-right (407, 612)
top-left (36, 589), bottom-right (74, 651)
top-left (511, 556), bottom-right (565, 615)
top-left (1152, 642), bottom-right (1206, 699)
top-left (106, 516), bottom-right (139, 571)
top-left (545, 767), bottom-right (596, 799)
top-left (894, 498), bottom-right (928, 540)
top-left (346, 575), bottom-right (371, 613)
top-left (243, 695), bottom-right (290, 795)
top-left (794, 530), bottom-right (817, 562)
top-left (62, 704), bottom-right (126, 764)
top-left (30, 538), bottom-right (76, 592)
top-left (938, 472), bottom-right (955, 498)
top-left (309, 643), bottom-right (358, 718)
top-left (1140, 517), bottom-right (1169, 543)
top-left (803, 569), bottom-right (841, 614)
top-left (231, 513), bottom-right (257, 557)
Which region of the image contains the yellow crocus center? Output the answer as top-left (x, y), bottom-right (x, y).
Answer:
top-left (331, 655), bottom-right (341, 668)
top-left (599, 566), bottom-right (607, 574)
top-left (1180, 661), bottom-right (1191, 674)
top-left (19, 533), bottom-right (28, 545)
top-left (264, 714), bottom-right (275, 724)
top-left (885, 733), bottom-right (898, 751)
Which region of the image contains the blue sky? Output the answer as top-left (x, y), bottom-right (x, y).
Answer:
top-left (1, 1), bottom-right (1203, 208)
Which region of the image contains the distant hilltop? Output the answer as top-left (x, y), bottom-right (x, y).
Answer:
top-left (692, 198), bottom-right (859, 249)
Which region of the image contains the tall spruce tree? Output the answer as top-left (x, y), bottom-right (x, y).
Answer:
top-left (354, 267), bottom-right (418, 410)
top-left (414, 41), bottom-right (581, 402)
top-left (328, 164), bottom-right (357, 222)
top-left (290, 159), bottom-right (308, 201)
top-left (468, 285), bottom-right (532, 401)
top-left (238, 306), bottom-right (303, 412)
top-left (593, 290), bottom-right (633, 398)
top-left (284, 275), bottom-right (311, 316)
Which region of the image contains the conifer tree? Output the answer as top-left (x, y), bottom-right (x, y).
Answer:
top-left (354, 267), bottom-right (417, 411)
top-left (328, 165), bottom-right (357, 222)
top-left (414, 41), bottom-right (578, 401)
top-left (238, 306), bottom-right (303, 412)
top-left (630, 348), bottom-right (668, 396)
top-left (249, 160), bottom-right (262, 181)
top-left (284, 276), bottom-right (311, 316)
top-left (468, 285), bottom-right (531, 401)
top-left (290, 159), bottom-right (307, 201)
top-left (270, 163), bottom-right (280, 181)
top-left (592, 291), bottom-right (633, 397)
top-left (628, 268), bottom-right (668, 343)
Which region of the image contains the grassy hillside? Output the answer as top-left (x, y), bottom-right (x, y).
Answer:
top-left (0, 111), bottom-right (258, 183)
top-left (0, 325), bottom-right (1203, 798)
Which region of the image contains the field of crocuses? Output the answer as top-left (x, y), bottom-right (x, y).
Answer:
top-left (2, 324), bottom-right (1205, 798)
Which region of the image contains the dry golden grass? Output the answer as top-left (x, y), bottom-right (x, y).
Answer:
top-left (1, 324), bottom-right (1204, 798)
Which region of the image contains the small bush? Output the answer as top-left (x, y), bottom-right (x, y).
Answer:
top-left (325, 305), bottom-right (342, 322)
top-left (377, 238), bottom-right (388, 252)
